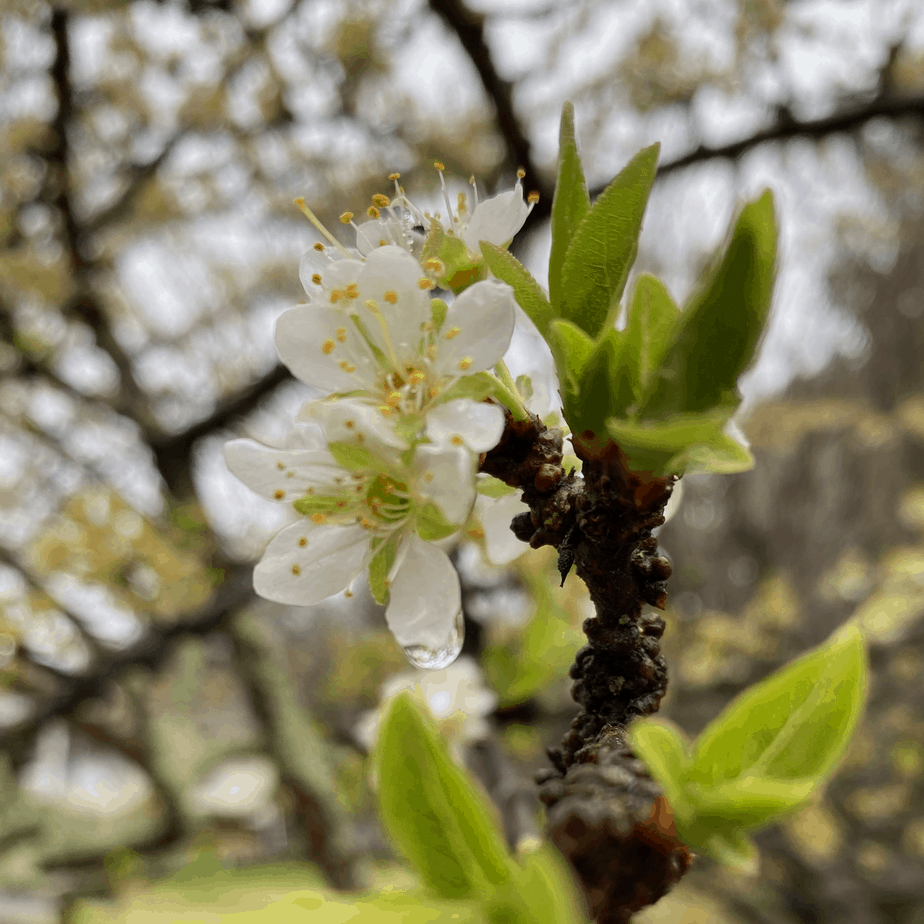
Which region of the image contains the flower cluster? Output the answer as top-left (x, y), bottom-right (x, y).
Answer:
top-left (226, 168), bottom-right (535, 669)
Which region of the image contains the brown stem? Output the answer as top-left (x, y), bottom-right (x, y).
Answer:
top-left (481, 410), bottom-right (690, 923)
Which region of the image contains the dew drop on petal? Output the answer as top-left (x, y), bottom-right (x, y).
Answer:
top-left (401, 607), bottom-right (464, 670)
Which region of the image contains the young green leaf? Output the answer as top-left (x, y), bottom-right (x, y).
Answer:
top-left (628, 719), bottom-right (693, 823)
top-left (549, 101), bottom-right (591, 311)
top-left (368, 534), bottom-right (400, 606)
top-left (374, 692), bottom-right (514, 899)
top-left (688, 623), bottom-right (867, 789)
top-left (571, 327), bottom-right (625, 437)
top-left (616, 274), bottom-right (681, 408)
top-left (548, 318), bottom-right (595, 415)
top-left (558, 144), bottom-right (660, 339)
top-left (481, 242), bottom-right (555, 339)
top-left (641, 190), bottom-right (777, 418)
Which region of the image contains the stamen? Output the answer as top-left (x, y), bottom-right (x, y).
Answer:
top-left (312, 513), bottom-right (326, 524)
top-left (313, 242), bottom-right (325, 251)
top-left (418, 277), bottom-right (435, 290)
top-left (336, 327), bottom-right (347, 342)
top-left (458, 357), bottom-right (473, 371)
top-left (274, 490), bottom-right (285, 499)
top-left (294, 198), bottom-right (352, 257)
top-left (367, 205), bottom-right (381, 219)
top-left (383, 290), bottom-right (398, 304)
top-left (444, 326), bottom-right (461, 340)
top-left (311, 273), bottom-right (322, 285)
top-left (436, 165), bottom-right (455, 227)
top-left (292, 564), bottom-right (301, 575)
top-left (322, 339), bottom-right (335, 354)
top-left (372, 193), bottom-right (390, 207)
top-left (298, 537), bottom-right (308, 546)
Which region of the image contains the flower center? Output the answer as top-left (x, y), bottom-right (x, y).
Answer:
top-left (365, 474), bottom-right (411, 525)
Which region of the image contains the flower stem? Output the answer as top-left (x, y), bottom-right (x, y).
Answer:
top-left (492, 359), bottom-right (529, 422)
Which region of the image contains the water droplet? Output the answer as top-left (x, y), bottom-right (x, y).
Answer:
top-left (402, 608), bottom-right (464, 670)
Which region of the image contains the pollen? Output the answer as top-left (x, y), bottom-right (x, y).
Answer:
top-left (340, 361), bottom-right (356, 372)
top-left (345, 283), bottom-right (359, 300)
top-left (367, 205), bottom-right (381, 219)
top-left (383, 290), bottom-right (398, 304)
top-left (458, 357), bottom-right (473, 371)
top-left (386, 391), bottom-right (402, 407)
top-left (450, 435), bottom-right (464, 446)
top-left (372, 193), bottom-right (390, 207)
top-left (408, 370), bottom-right (426, 386)
top-left (528, 190), bottom-right (540, 203)
top-left (298, 536), bottom-right (308, 547)
top-left (467, 527), bottom-right (485, 540)
top-left (311, 513), bottom-right (326, 524)
top-left (434, 161), bottom-right (445, 171)
top-left (340, 211), bottom-right (354, 223)
top-left (517, 167), bottom-right (526, 179)
top-left (388, 172), bottom-right (401, 181)
top-left (313, 242), bottom-right (325, 251)
top-left (336, 327), bottom-right (347, 342)
top-left (444, 326), bottom-right (461, 340)
top-left (428, 385), bottom-right (440, 399)
top-left (378, 406), bottom-right (392, 417)
top-left (311, 273), bottom-right (322, 285)
top-left (322, 339), bottom-right (336, 354)
top-left (274, 490), bottom-right (285, 499)
top-left (331, 289), bottom-right (343, 303)
top-left (277, 462), bottom-right (285, 470)
top-left (379, 239), bottom-right (387, 246)
top-left (424, 257), bottom-right (444, 274)
top-left (418, 277), bottom-right (435, 290)
top-left (292, 564), bottom-right (301, 575)
top-left (344, 420), bottom-right (355, 429)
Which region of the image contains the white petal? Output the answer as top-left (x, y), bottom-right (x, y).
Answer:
top-left (298, 398), bottom-right (408, 450)
top-left (357, 246), bottom-right (430, 356)
top-left (413, 444), bottom-right (476, 525)
top-left (661, 478), bottom-right (684, 526)
top-left (224, 439), bottom-right (342, 500)
top-left (385, 535), bottom-right (461, 649)
top-left (426, 399), bottom-right (504, 452)
top-left (298, 253), bottom-right (363, 302)
top-left (254, 521), bottom-right (370, 606)
top-left (477, 492), bottom-right (530, 566)
top-left (433, 281), bottom-right (516, 377)
top-left (462, 188), bottom-right (529, 250)
top-left (275, 306), bottom-right (379, 393)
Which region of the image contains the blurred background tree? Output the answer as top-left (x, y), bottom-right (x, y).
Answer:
top-left (1, 0), bottom-right (924, 921)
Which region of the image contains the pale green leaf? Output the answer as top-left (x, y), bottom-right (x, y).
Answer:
top-left (481, 242), bottom-right (555, 339)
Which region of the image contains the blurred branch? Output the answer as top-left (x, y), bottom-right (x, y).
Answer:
top-left (0, 564), bottom-right (254, 767)
top-left (427, 0), bottom-right (538, 186)
top-left (654, 95), bottom-right (924, 180)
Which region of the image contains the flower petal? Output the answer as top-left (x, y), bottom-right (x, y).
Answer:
top-left (413, 443), bottom-right (476, 525)
top-left (426, 399), bottom-right (504, 453)
top-left (224, 438), bottom-right (342, 500)
top-left (385, 535), bottom-right (461, 649)
top-left (254, 520), bottom-right (370, 606)
top-left (275, 306), bottom-right (379, 393)
top-left (462, 187), bottom-right (530, 250)
top-left (298, 397), bottom-right (408, 450)
top-left (432, 280), bottom-right (516, 377)
top-left (299, 252), bottom-right (363, 300)
top-left (476, 492), bottom-right (530, 566)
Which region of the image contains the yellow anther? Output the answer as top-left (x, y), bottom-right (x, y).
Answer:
top-left (386, 391), bottom-right (402, 408)
top-left (313, 242), bottom-right (325, 251)
top-left (274, 489), bottom-right (285, 499)
top-left (340, 361), bottom-right (356, 372)
top-left (306, 486), bottom-right (315, 494)
top-left (344, 420), bottom-right (355, 429)
top-left (311, 273), bottom-right (322, 285)
top-left (378, 239), bottom-right (387, 246)
top-left (336, 327), bottom-right (347, 342)
top-left (457, 192), bottom-right (467, 212)
top-left (408, 370), bottom-right (426, 386)
top-left (444, 326), bottom-right (461, 340)
top-left (345, 283), bottom-right (359, 299)
top-left (331, 289), bottom-right (343, 303)
top-left (367, 205), bottom-right (381, 219)
top-left (428, 385), bottom-right (440, 399)
top-left (340, 211), bottom-right (354, 223)
top-left (517, 168), bottom-right (526, 179)
top-left (357, 433), bottom-right (365, 442)
top-left (418, 277), bottom-right (435, 290)
top-left (286, 471), bottom-right (295, 478)
top-left (424, 257), bottom-right (444, 274)
top-left (322, 339), bottom-right (336, 354)
top-left (469, 175), bottom-right (475, 185)
top-left (372, 193), bottom-right (390, 207)
top-left (345, 589), bottom-right (354, 598)
top-left (336, 500), bottom-right (348, 508)
top-left (450, 435), bottom-right (464, 446)
top-left (311, 513), bottom-right (326, 524)
top-left (364, 298), bottom-right (379, 313)
top-left (423, 471), bottom-right (434, 483)
top-left (528, 190), bottom-right (540, 203)
top-left (277, 461), bottom-right (285, 470)
top-left (389, 172), bottom-right (401, 181)
top-left (434, 161), bottom-right (445, 171)
top-left (378, 406), bottom-right (392, 417)
top-left (467, 527), bottom-right (485, 540)
top-left (383, 290), bottom-right (398, 304)
top-left (458, 357), bottom-right (473, 371)
top-left (292, 564), bottom-right (301, 575)
top-left (298, 537), bottom-right (308, 546)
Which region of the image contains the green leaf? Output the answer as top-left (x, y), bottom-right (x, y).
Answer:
top-left (558, 144), bottom-right (660, 339)
top-left (573, 327), bottom-right (626, 435)
top-left (430, 371), bottom-right (505, 407)
top-left (548, 319), bottom-right (595, 414)
top-left (642, 190), bottom-right (777, 417)
top-left (368, 534), bottom-right (400, 606)
top-left (688, 623), bottom-right (867, 789)
top-left (481, 243), bottom-right (555, 339)
top-left (549, 101), bottom-right (591, 311)
top-left (431, 297), bottom-right (449, 331)
top-left (483, 845), bottom-right (586, 924)
top-left (375, 692), bottom-right (513, 899)
top-left (616, 274), bottom-right (681, 409)
top-left (514, 374), bottom-right (533, 402)
top-left (476, 475), bottom-right (519, 498)
top-left (701, 831), bottom-right (758, 874)
top-left (604, 407), bottom-right (752, 477)
top-left (416, 502), bottom-right (460, 542)
top-left (628, 719), bottom-right (692, 823)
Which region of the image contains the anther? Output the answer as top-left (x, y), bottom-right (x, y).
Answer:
top-left (274, 490), bottom-right (285, 499)
top-left (434, 161), bottom-right (445, 171)
top-left (367, 206), bottom-right (381, 219)
top-left (383, 290), bottom-right (398, 304)
top-left (418, 277), bottom-right (435, 290)
top-left (311, 273), bottom-right (322, 285)
top-left (372, 193), bottom-right (390, 207)
top-left (292, 564), bottom-right (301, 575)
top-left (444, 326), bottom-right (461, 340)
top-left (298, 537), bottom-right (308, 547)
top-left (340, 211), bottom-right (354, 223)
top-left (458, 357), bottom-right (473, 371)
top-left (311, 513), bottom-right (326, 524)
top-left (336, 327), bottom-right (347, 342)
top-left (322, 339), bottom-right (335, 354)
top-left (313, 242), bottom-right (325, 251)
